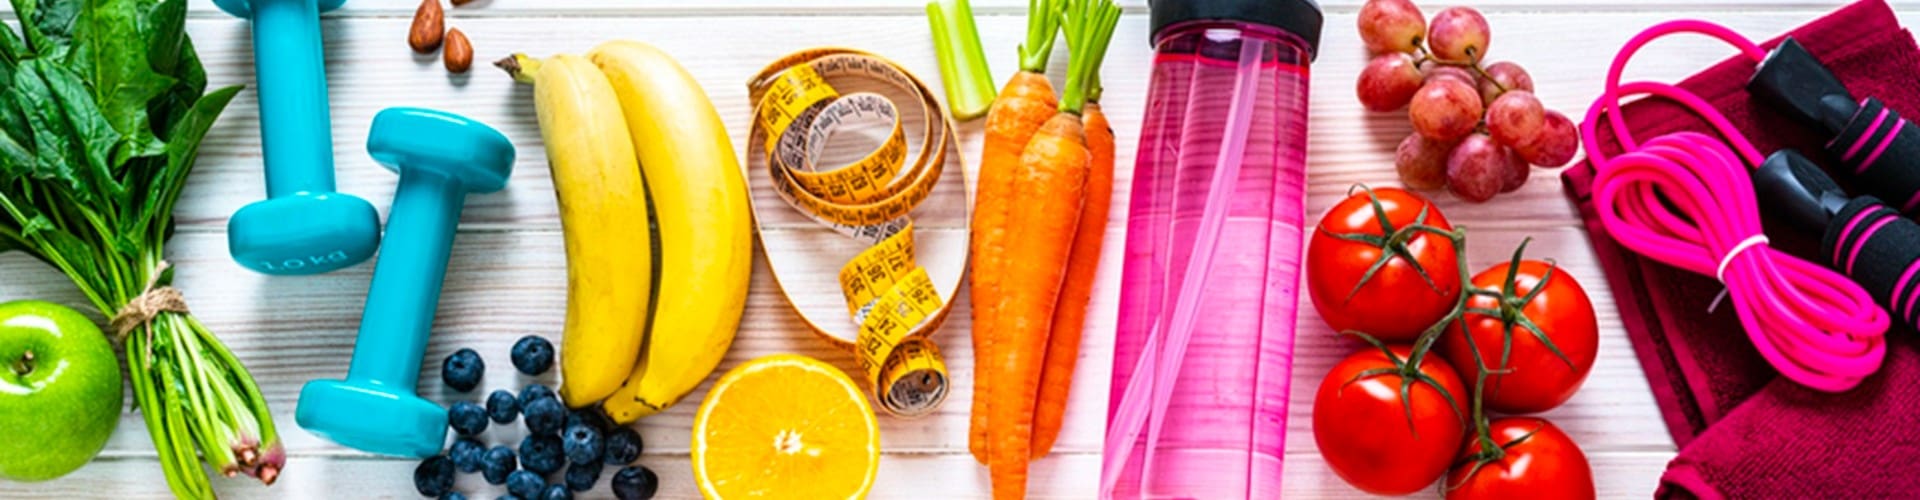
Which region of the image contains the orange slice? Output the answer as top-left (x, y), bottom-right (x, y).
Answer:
top-left (692, 354), bottom-right (880, 499)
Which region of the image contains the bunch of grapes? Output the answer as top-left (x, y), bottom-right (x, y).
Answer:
top-left (1355, 0), bottom-right (1580, 202)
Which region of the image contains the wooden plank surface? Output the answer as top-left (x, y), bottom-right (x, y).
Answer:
top-left (1, 1), bottom-right (1912, 498)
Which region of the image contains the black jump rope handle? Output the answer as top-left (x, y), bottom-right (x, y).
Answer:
top-left (1750, 37), bottom-right (1920, 215)
top-left (1745, 36), bottom-right (1920, 326)
top-left (1756, 150), bottom-right (1920, 327)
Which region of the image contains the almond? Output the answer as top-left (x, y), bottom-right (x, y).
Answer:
top-left (444, 28), bottom-right (473, 73)
top-left (451, 0), bottom-right (478, 6)
top-left (408, 0), bottom-right (444, 53)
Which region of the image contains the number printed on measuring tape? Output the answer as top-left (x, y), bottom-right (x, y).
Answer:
top-left (746, 48), bottom-right (961, 418)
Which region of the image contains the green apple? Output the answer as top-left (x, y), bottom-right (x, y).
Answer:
top-left (0, 300), bottom-right (122, 482)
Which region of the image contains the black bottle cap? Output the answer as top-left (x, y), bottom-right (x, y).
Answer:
top-left (1150, 0), bottom-right (1324, 59)
top-left (1748, 37), bottom-right (1858, 133)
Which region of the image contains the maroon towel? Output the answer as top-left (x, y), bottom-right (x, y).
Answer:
top-left (1659, 334), bottom-right (1920, 499)
top-left (1561, 0), bottom-right (1920, 496)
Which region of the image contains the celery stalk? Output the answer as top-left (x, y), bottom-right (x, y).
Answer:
top-left (928, 0), bottom-right (997, 120)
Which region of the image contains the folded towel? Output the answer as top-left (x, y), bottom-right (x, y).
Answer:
top-left (1659, 334), bottom-right (1920, 499)
top-left (1562, 0), bottom-right (1920, 497)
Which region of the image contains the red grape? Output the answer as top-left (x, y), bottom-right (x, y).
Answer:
top-left (1359, 0), bottom-right (1426, 54)
top-left (1486, 90), bottom-right (1545, 148)
top-left (1428, 7), bottom-right (1491, 63)
top-left (1421, 63), bottom-right (1480, 87)
top-left (1479, 61), bottom-right (1535, 104)
top-left (1396, 134), bottom-right (1458, 190)
top-left (1359, 53), bottom-right (1425, 111)
top-left (1499, 145), bottom-right (1531, 192)
top-left (1447, 134), bottom-right (1505, 202)
top-left (1515, 110), bottom-right (1580, 167)
top-left (1409, 78), bottom-right (1483, 141)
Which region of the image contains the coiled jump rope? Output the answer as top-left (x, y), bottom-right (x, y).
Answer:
top-left (1582, 20), bottom-right (1889, 392)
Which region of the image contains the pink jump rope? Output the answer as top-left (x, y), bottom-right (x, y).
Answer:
top-left (1582, 20), bottom-right (1890, 392)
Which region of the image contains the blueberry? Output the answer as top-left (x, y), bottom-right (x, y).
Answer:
top-left (487, 389), bottom-right (521, 423)
top-left (507, 470), bottom-right (547, 500)
top-left (562, 424), bottom-right (604, 464)
top-left (566, 408), bottom-right (613, 433)
top-left (511, 336), bottom-right (555, 375)
top-left (450, 438), bottom-right (486, 473)
top-left (481, 445), bottom-right (517, 485)
top-left (449, 402), bottom-right (489, 436)
top-left (495, 496), bottom-right (520, 500)
top-left (541, 484), bottom-right (573, 500)
top-left (611, 465), bottom-right (659, 500)
top-left (441, 348), bottom-right (485, 392)
top-left (441, 493), bottom-right (468, 500)
top-left (603, 426), bottom-right (643, 465)
top-left (413, 455), bottom-right (455, 497)
top-left (519, 434), bottom-right (566, 475)
top-left (519, 383), bottom-right (557, 409)
top-left (564, 460), bottom-right (602, 492)
top-left (524, 396), bottom-right (566, 436)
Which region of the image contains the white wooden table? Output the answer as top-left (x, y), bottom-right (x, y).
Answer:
top-left (3, 0), bottom-right (1917, 498)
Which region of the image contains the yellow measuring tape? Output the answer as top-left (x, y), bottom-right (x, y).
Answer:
top-left (746, 48), bottom-right (963, 417)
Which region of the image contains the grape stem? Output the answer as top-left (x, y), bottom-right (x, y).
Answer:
top-left (1470, 63), bottom-right (1511, 95)
top-left (1418, 58), bottom-right (1511, 97)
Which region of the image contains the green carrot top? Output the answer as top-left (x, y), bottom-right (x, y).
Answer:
top-left (1060, 0), bottom-right (1121, 114)
top-left (1018, 0), bottom-right (1066, 73)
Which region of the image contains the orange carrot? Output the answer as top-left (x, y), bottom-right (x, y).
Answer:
top-left (988, 113), bottom-right (1089, 500)
top-left (969, 70), bottom-right (1056, 464)
top-left (1030, 97), bottom-right (1113, 459)
top-left (969, 0), bottom-right (1065, 465)
top-left (984, 3), bottom-right (1120, 497)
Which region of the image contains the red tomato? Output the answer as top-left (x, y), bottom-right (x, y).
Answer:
top-left (1440, 260), bottom-right (1598, 413)
top-left (1446, 417), bottom-right (1595, 500)
top-left (1313, 345), bottom-right (1469, 495)
top-left (1308, 187), bottom-right (1461, 342)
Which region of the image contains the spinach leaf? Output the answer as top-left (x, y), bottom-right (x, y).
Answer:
top-left (140, 85), bottom-right (238, 242)
top-left (41, 61), bottom-right (126, 201)
top-left (0, 92), bottom-right (30, 162)
top-left (0, 24), bottom-right (27, 73)
top-left (8, 62), bottom-right (85, 199)
top-left (0, 126), bottom-right (33, 172)
top-left (10, 0), bottom-right (79, 59)
top-left (70, 0), bottom-right (171, 158)
top-left (145, 0), bottom-right (185, 78)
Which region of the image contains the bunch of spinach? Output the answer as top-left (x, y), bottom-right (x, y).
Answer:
top-left (0, 0), bottom-right (281, 497)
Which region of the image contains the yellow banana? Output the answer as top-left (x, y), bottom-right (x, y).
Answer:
top-left (589, 40), bottom-right (754, 423)
top-left (505, 54), bottom-right (655, 408)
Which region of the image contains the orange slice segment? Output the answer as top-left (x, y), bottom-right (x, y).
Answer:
top-left (692, 354), bottom-right (880, 499)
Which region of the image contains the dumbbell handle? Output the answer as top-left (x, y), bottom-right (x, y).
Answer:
top-left (253, 0), bottom-right (338, 198)
top-left (343, 169), bottom-right (465, 390)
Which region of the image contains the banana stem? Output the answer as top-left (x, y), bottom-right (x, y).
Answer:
top-left (496, 54), bottom-right (542, 84)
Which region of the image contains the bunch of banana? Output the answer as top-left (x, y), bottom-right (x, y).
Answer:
top-left (500, 41), bottom-right (755, 423)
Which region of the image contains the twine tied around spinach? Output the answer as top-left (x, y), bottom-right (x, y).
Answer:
top-left (110, 261), bottom-right (191, 341)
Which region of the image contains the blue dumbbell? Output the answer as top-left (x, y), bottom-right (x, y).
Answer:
top-left (296, 108), bottom-right (515, 458)
top-left (216, 0), bottom-right (381, 275)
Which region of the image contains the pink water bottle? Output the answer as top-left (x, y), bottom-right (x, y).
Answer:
top-left (1103, 1), bottom-right (1321, 498)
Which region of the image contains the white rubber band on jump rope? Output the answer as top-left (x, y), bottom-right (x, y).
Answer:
top-left (1717, 235), bottom-right (1771, 283)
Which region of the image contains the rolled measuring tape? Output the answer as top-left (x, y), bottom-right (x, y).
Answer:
top-left (745, 48), bottom-right (967, 417)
